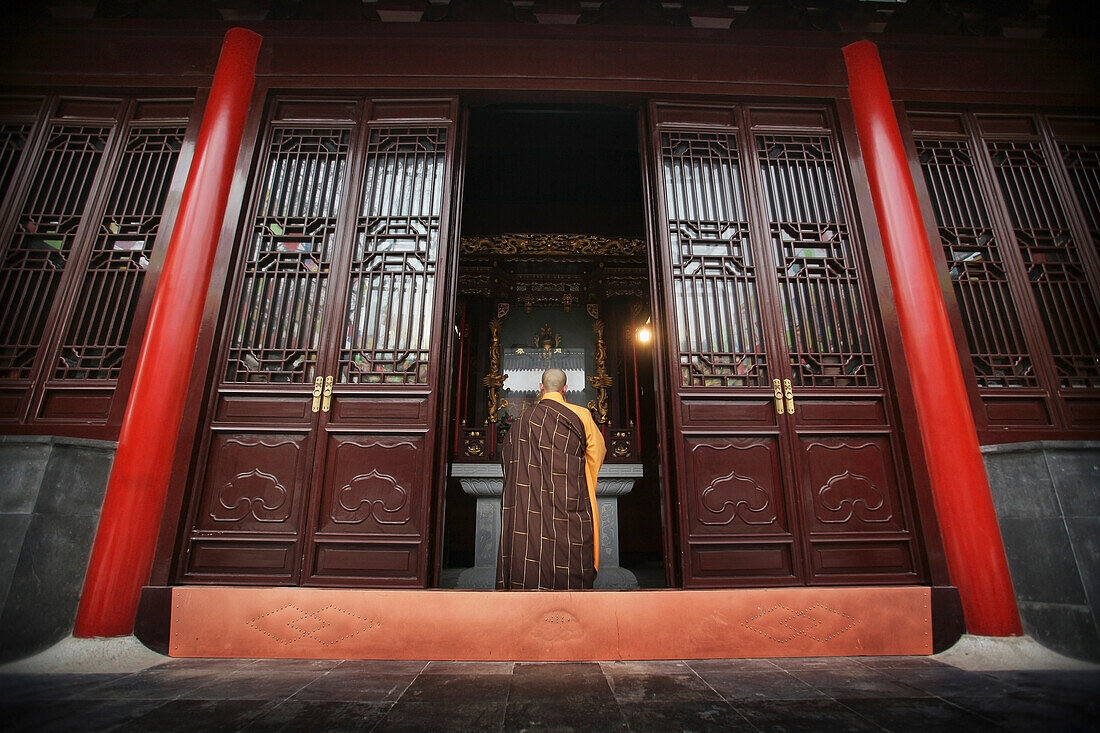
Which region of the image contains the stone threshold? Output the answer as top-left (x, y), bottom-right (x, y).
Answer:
top-left (162, 585), bottom-right (931, 661)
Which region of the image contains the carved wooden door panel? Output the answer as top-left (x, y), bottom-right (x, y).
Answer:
top-left (303, 116), bottom-right (453, 585)
top-left (650, 103), bottom-right (926, 588)
top-left (178, 98), bottom-right (458, 588)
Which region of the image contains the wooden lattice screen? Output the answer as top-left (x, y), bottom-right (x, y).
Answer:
top-left (0, 97), bottom-right (192, 432)
top-left (912, 112), bottom-right (1100, 436)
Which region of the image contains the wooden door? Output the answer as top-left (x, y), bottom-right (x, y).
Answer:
top-left (177, 97), bottom-right (458, 587)
top-left (650, 103), bottom-right (926, 588)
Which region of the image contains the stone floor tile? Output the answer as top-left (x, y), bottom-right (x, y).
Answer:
top-left (691, 669), bottom-right (829, 702)
top-left (604, 671), bottom-right (723, 703)
top-left (240, 658), bottom-right (343, 671)
top-left (290, 666), bottom-right (417, 702)
top-left (399, 672), bottom-right (512, 703)
top-left (112, 698), bottom-right (279, 732)
top-left (788, 666), bottom-right (920, 698)
top-left (508, 662), bottom-right (616, 704)
top-left (735, 698), bottom-right (882, 732)
top-left (771, 657), bottom-right (871, 671)
top-left (182, 669), bottom-right (323, 701)
top-left (599, 660), bottom-right (695, 675)
top-left (377, 700), bottom-right (506, 732)
top-left (503, 698), bottom-right (627, 732)
top-left (981, 669), bottom-right (1100, 699)
top-left (856, 655), bottom-right (951, 669)
top-left (834, 696), bottom-right (1002, 732)
top-left (884, 666), bottom-right (1022, 698)
top-left (335, 659), bottom-right (428, 675)
top-left (2, 698), bottom-right (167, 733)
top-left (0, 673), bottom-right (120, 702)
top-left (685, 658), bottom-right (782, 673)
top-left (147, 657), bottom-right (257, 672)
top-left (243, 699), bottom-right (391, 732)
top-left (67, 668), bottom-right (230, 701)
top-left (617, 700), bottom-right (751, 732)
top-left (513, 661), bottom-right (604, 675)
top-left (949, 692), bottom-right (1098, 732)
top-left (422, 660), bottom-right (515, 675)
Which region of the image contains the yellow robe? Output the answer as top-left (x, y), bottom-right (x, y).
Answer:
top-left (539, 391), bottom-right (606, 570)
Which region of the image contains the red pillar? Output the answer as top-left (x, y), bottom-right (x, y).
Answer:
top-left (843, 41), bottom-right (1022, 636)
top-left (74, 28), bottom-right (262, 637)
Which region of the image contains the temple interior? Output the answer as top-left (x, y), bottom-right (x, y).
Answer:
top-left (442, 104), bottom-right (665, 586)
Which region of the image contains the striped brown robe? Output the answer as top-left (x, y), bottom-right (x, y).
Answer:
top-left (496, 397), bottom-right (596, 590)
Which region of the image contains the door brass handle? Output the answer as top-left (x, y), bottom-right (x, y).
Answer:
top-left (783, 378), bottom-right (795, 415)
top-left (321, 375), bottom-right (334, 413)
top-left (772, 378), bottom-right (784, 415)
top-left (311, 376), bottom-right (323, 413)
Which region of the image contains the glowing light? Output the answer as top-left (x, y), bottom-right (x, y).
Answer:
top-left (636, 326), bottom-right (652, 343)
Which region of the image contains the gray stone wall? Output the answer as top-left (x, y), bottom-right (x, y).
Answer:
top-left (0, 436), bottom-right (114, 662)
top-left (983, 441), bottom-right (1100, 662)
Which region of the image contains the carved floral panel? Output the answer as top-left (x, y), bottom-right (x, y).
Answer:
top-left (685, 437), bottom-right (786, 536)
top-left (800, 436), bottom-right (903, 533)
top-left (317, 434), bottom-right (425, 535)
top-left (197, 432), bottom-right (308, 533)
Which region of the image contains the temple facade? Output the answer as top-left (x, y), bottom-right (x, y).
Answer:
top-left (0, 0), bottom-right (1097, 662)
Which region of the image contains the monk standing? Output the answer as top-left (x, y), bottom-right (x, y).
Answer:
top-left (496, 368), bottom-right (606, 590)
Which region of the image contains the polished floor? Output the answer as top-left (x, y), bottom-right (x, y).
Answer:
top-left (2, 654), bottom-right (1097, 732)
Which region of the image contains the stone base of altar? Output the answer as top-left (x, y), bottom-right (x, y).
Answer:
top-left (451, 462), bottom-right (643, 589)
top-left (160, 586), bottom-right (932, 660)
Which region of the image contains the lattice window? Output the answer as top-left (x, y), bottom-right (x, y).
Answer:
top-left (1059, 141), bottom-right (1100, 252)
top-left (339, 126), bottom-right (446, 385)
top-left (0, 123), bottom-right (32, 204)
top-left (661, 131), bottom-right (766, 387)
top-left (756, 134), bottom-right (876, 387)
top-left (53, 126), bottom-right (185, 381)
top-left (224, 127), bottom-right (351, 383)
top-left (916, 138), bottom-right (1036, 387)
top-left (987, 140), bottom-right (1100, 388)
top-left (0, 125), bottom-right (112, 380)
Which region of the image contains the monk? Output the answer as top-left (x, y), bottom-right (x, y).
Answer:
top-left (496, 367), bottom-right (606, 590)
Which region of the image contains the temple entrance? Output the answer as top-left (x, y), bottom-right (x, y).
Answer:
top-left (171, 96), bottom-right (932, 593)
top-left (442, 104), bottom-right (667, 588)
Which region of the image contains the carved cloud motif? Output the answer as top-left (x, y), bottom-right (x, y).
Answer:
top-left (817, 470), bottom-right (891, 524)
top-left (700, 470), bottom-right (774, 526)
top-left (335, 469), bottom-right (410, 525)
top-left (212, 468), bottom-right (290, 523)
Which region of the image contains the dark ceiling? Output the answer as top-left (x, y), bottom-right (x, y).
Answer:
top-left (4, 1), bottom-right (1095, 39)
top-left (461, 105), bottom-right (644, 238)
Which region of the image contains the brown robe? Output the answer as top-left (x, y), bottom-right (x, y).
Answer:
top-left (496, 397), bottom-right (596, 590)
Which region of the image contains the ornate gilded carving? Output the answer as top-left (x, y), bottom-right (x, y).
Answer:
top-left (456, 271), bottom-right (494, 296)
top-left (462, 233), bottom-right (644, 258)
top-left (586, 308), bottom-right (611, 424)
top-left (534, 324), bottom-right (561, 350)
top-left (462, 427), bottom-right (486, 458)
top-left (484, 304), bottom-right (509, 423)
top-left (600, 274), bottom-right (649, 299)
top-left (609, 429), bottom-right (633, 460)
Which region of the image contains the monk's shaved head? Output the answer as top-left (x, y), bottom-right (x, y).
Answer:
top-left (541, 368), bottom-right (567, 393)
